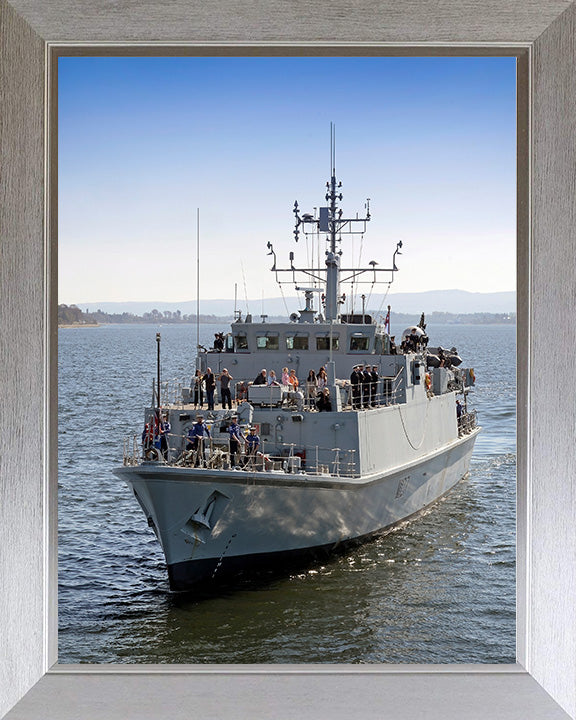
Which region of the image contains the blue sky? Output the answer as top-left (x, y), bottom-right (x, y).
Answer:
top-left (59, 56), bottom-right (516, 305)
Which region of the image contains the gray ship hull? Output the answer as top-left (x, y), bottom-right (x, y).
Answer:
top-left (116, 426), bottom-right (479, 591)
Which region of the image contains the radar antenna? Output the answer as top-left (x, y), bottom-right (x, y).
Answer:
top-left (269, 125), bottom-right (402, 322)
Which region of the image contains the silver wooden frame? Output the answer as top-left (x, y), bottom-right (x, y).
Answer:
top-left (1, 2), bottom-right (576, 718)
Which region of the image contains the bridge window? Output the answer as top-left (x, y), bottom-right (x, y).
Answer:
top-left (316, 335), bottom-right (339, 351)
top-left (256, 333), bottom-right (279, 350)
top-left (286, 334), bottom-right (309, 350)
top-left (350, 333), bottom-right (370, 351)
top-left (234, 333), bottom-right (249, 351)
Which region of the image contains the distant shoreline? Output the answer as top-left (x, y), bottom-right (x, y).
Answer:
top-left (58, 323), bottom-right (101, 329)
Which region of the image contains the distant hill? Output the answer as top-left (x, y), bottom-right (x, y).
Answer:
top-left (76, 289), bottom-right (515, 317)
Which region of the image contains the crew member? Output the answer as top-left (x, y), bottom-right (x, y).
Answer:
top-left (370, 366), bottom-right (379, 406)
top-left (360, 364), bottom-right (371, 408)
top-left (186, 415), bottom-right (211, 466)
top-left (456, 400), bottom-right (464, 433)
top-left (350, 365), bottom-right (361, 409)
top-left (227, 415), bottom-right (244, 467)
top-left (245, 426), bottom-right (260, 466)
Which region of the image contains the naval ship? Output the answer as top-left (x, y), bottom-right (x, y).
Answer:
top-left (115, 152), bottom-right (480, 592)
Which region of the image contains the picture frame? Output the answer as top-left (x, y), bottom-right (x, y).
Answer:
top-left (1, 1), bottom-right (575, 718)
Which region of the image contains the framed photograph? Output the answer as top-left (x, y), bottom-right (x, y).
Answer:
top-left (1, 2), bottom-right (575, 719)
top-left (56, 51), bottom-right (517, 667)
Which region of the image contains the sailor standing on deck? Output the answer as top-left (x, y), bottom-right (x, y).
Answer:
top-left (360, 364), bottom-right (372, 408)
top-left (350, 365), bottom-right (362, 409)
top-left (244, 426), bottom-right (260, 467)
top-left (456, 399), bottom-right (464, 433)
top-left (186, 415), bottom-right (211, 466)
top-left (227, 415), bottom-right (245, 468)
top-left (370, 366), bottom-right (379, 407)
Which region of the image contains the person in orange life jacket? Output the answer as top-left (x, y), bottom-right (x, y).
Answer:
top-left (158, 412), bottom-right (171, 460)
top-left (219, 368), bottom-right (233, 409)
top-left (227, 415), bottom-right (244, 467)
top-left (288, 369), bottom-right (299, 389)
top-left (203, 368), bottom-right (216, 410)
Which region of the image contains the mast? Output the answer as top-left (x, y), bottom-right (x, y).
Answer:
top-left (324, 123), bottom-right (340, 322)
top-left (196, 208), bottom-right (200, 358)
top-left (268, 127), bottom-right (402, 322)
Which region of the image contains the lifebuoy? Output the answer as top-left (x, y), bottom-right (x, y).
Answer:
top-left (425, 372), bottom-right (431, 390)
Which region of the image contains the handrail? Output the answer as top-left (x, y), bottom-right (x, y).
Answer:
top-left (122, 435), bottom-right (359, 478)
top-left (458, 409), bottom-right (477, 436)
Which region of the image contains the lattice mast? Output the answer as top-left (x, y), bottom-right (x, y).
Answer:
top-left (268, 124), bottom-right (402, 322)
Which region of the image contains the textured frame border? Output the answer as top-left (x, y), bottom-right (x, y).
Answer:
top-left (1, 2), bottom-right (575, 718)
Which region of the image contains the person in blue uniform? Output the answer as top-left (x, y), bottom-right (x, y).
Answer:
top-left (360, 364), bottom-right (371, 408)
top-left (456, 400), bottom-right (464, 433)
top-left (186, 415), bottom-right (211, 466)
top-left (158, 412), bottom-right (171, 460)
top-left (227, 415), bottom-right (244, 467)
top-left (244, 426), bottom-right (260, 467)
top-left (350, 365), bottom-right (362, 409)
top-left (370, 366), bottom-right (379, 407)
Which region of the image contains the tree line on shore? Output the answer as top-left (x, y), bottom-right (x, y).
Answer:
top-left (58, 303), bottom-right (516, 327)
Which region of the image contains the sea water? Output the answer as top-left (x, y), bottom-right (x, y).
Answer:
top-left (58, 323), bottom-right (515, 664)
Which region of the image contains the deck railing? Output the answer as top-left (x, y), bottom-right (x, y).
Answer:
top-left (156, 374), bottom-right (407, 412)
top-left (458, 409), bottom-right (478, 436)
top-left (123, 436), bottom-right (359, 478)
